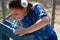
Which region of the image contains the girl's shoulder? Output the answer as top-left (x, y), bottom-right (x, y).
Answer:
top-left (29, 2), bottom-right (44, 11)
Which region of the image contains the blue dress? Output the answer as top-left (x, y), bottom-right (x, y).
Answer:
top-left (20, 5), bottom-right (57, 40)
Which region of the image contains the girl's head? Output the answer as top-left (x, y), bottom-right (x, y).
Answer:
top-left (9, 0), bottom-right (32, 19)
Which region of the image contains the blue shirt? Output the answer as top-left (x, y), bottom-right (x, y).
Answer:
top-left (20, 5), bottom-right (55, 40)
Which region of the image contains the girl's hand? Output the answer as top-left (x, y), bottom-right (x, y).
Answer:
top-left (13, 27), bottom-right (27, 36)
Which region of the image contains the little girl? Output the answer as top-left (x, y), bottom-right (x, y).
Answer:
top-left (8, 0), bottom-right (57, 40)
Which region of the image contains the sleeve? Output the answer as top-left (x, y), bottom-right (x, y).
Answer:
top-left (34, 5), bottom-right (48, 20)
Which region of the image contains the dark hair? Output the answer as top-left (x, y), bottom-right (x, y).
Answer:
top-left (9, 0), bottom-right (32, 11)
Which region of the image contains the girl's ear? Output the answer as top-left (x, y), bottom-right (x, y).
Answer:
top-left (23, 8), bottom-right (27, 12)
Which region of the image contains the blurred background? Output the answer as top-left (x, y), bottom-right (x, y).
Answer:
top-left (0, 0), bottom-right (60, 40)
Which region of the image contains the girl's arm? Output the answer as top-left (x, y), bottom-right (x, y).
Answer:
top-left (13, 16), bottom-right (50, 36)
top-left (26, 16), bottom-right (50, 34)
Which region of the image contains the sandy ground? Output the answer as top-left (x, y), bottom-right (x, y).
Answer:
top-left (55, 24), bottom-right (60, 40)
top-left (54, 6), bottom-right (60, 40)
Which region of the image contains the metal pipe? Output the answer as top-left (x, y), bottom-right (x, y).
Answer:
top-left (5, 13), bottom-right (12, 20)
top-left (51, 0), bottom-right (56, 28)
top-left (1, 0), bottom-right (6, 22)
